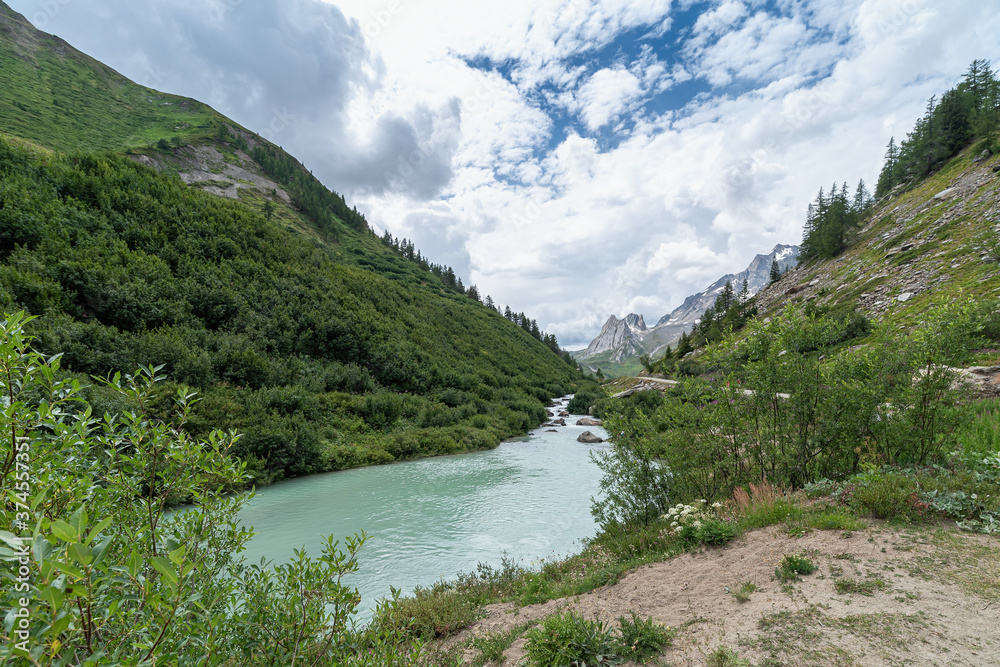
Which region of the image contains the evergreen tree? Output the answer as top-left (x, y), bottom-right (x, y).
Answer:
top-left (676, 331), bottom-right (692, 357)
top-left (875, 137), bottom-right (899, 198)
top-left (769, 259), bottom-right (782, 284)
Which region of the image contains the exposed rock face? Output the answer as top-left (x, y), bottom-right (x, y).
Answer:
top-left (577, 431), bottom-right (604, 443)
top-left (580, 315), bottom-right (646, 361)
top-left (653, 244), bottom-right (799, 329)
top-left (613, 377), bottom-right (678, 398)
top-left (623, 313), bottom-right (648, 333)
top-left (576, 418), bottom-right (602, 426)
top-left (576, 244), bottom-right (799, 367)
top-left (954, 366), bottom-right (1000, 398)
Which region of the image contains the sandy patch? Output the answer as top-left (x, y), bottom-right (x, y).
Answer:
top-left (449, 524), bottom-right (1000, 666)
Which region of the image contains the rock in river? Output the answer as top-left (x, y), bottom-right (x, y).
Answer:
top-left (577, 431), bottom-right (604, 443)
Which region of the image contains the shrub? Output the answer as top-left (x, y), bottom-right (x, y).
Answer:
top-left (615, 612), bottom-right (675, 662)
top-left (846, 472), bottom-right (929, 521)
top-left (0, 313), bottom-right (421, 666)
top-left (525, 611), bottom-right (618, 667)
top-left (591, 411), bottom-right (672, 529)
top-left (567, 383), bottom-right (608, 414)
top-left (663, 500), bottom-right (738, 546)
top-left (385, 584), bottom-right (481, 639)
top-left (775, 554), bottom-right (817, 581)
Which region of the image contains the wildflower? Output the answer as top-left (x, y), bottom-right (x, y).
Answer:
top-left (712, 502), bottom-right (722, 509)
top-left (692, 520), bottom-right (702, 528)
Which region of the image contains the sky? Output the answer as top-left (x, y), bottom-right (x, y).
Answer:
top-left (9, 0), bottom-right (1000, 348)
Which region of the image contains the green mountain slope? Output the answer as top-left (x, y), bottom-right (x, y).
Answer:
top-left (0, 3), bottom-right (581, 483)
top-left (755, 145), bottom-right (1000, 332)
top-left (0, 3), bottom-right (222, 152)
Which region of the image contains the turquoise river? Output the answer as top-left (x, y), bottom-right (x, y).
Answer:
top-left (237, 397), bottom-right (608, 621)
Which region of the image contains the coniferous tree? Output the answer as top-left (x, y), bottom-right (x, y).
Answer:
top-left (769, 259), bottom-right (782, 284)
top-left (875, 137), bottom-right (900, 199)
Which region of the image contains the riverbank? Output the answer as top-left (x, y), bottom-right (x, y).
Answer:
top-left (383, 488), bottom-right (999, 666)
top-left (450, 522), bottom-right (999, 666)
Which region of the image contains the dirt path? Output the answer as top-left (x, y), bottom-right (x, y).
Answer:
top-left (452, 524), bottom-right (1000, 666)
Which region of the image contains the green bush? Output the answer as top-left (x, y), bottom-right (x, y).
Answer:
top-left (775, 554), bottom-right (817, 581)
top-left (614, 612), bottom-right (675, 662)
top-left (384, 584), bottom-right (481, 640)
top-left (0, 313), bottom-right (422, 666)
top-left (845, 472), bottom-right (928, 521)
top-left (567, 383), bottom-right (608, 414)
top-left (525, 611), bottom-right (618, 667)
top-left (591, 411), bottom-right (673, 530)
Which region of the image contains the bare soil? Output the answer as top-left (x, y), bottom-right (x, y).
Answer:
top-left (449, 523), bottom-right (1000, 666)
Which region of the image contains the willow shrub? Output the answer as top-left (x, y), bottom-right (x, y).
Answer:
top-left (595, 302), bottom-right (983, 516)
top-left (0, 313), bottom-right (419, 666)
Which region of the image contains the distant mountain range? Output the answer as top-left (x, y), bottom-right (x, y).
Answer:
top-left (576, 244), bottom-right (799, 373)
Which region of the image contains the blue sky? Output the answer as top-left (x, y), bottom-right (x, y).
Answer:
top-left (8, 0), bottom-right (1000, 347)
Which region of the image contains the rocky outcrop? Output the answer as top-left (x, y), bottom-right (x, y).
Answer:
top-left (624, 313), bottom-right (648, 333)
top-left (953, 366), bottom-right (1000, 398)
top-left (579, 315), bottom-right (646, 361)
top-left (577, 431), bottom-right (604, 443)
top-left (612, 377), bottom-right (679, 398)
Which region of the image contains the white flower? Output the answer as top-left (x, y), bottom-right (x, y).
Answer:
top-left (692, 520), bottom-right (702, 528)
top-left (671, 521), bottom-right (678, 527)
top-left (712, 502), bottom-right (723, 509)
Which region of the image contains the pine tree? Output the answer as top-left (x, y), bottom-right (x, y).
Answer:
top-left (875, 138), bottom-right (899, 198)
top-left (769, 259), bottom-right (782, 284)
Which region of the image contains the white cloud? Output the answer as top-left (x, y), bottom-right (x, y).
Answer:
top-left (10, 0), bottom-right (1000, 348)
top-left (574, 67), bottom-right (644, 131)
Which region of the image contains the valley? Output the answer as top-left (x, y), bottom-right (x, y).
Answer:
top-left (1, 3), bottom-right (999, 667)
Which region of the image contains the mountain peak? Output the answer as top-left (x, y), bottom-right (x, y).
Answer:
top-left (624, 313), bottom-right (648, 332)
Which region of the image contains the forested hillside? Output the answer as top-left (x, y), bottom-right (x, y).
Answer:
top-left (802, 59), bottom-right (999, 262)
top-left (0, 2), bottom-right (582, 483)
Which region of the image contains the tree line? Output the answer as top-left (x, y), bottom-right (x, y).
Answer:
top-left (378, 231), bottom-right (576, 366)
top-left (802, 59), bottom-right (999, 262)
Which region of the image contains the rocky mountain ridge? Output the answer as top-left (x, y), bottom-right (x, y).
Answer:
top-left (577, 244), bottom-right (799, 374)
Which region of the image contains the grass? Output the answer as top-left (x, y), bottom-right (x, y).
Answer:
top-left (468, 622), bottom-right (532, 666)
top-left (705, 646), bottom-right (751, 667)
top-left (833, 577), bottom-right (888, 596)
top-left (775, 554), bottom-right (818, 582)
top-left (730, 580), bottom-right (758, 603)
top-left (752, 605), bottom-right (928, 666)
top-left (0, 8), bottom-right (225, 154)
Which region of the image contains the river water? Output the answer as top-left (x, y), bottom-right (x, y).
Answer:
top-left (237, 397), bottom-right (608, 620)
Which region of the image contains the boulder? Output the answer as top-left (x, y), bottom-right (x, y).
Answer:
top-left (553, 418), bottom-right (566, 426)
top-left (559, 410), bottom-right (570, 417)
top-left (897, 292), bottom-right (914, 303)
top-left (933, 188), bottom-right (956, 200)
top-left (577, 431), bottom-right (604, 444)
top-left (545, 429), bottom-right (558, 433)
top-left (954, 366), bottom-right (1000, 398)
top-left (973, 149), bottom-right (991, 163)
top-left (993, 164), bottom-right (1000, 173)
top-left (576, 418), bottom-right (603, 426)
